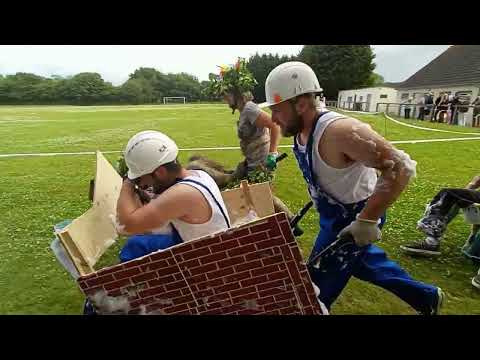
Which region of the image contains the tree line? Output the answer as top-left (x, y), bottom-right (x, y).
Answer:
top-left (0, 45), bottom-right (384, 105)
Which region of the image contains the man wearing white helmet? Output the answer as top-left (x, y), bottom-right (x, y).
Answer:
top-left (116, 130), bottom-right (231, 245)
top-left (260, 62), bottom-right (444, 314)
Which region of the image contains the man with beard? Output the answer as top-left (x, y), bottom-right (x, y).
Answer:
top-left (259, 61), bottom-right (444, 315)
top-left (116, 130), bottom-right (231, 258)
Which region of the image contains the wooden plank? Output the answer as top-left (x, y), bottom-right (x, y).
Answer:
top-left (221, 182), bottom-right (274, 225)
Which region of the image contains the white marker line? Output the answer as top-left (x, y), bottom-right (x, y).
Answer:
top-left (337, 108), bottom-right (480, 136)
top-left (2, 138), bottom-right (480, 158)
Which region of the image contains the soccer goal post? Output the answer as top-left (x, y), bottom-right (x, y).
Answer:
top-left (163, 97), bottom-right (186, 104)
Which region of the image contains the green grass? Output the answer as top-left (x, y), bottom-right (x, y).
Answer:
top-left (1, 105), bottom-right (479, 315)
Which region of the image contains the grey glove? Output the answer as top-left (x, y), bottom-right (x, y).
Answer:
top-left (338, 216), bottom-right (381, 247)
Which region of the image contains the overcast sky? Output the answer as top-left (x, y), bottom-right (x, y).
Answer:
top-left (0, 45), bottom-right (450, 86)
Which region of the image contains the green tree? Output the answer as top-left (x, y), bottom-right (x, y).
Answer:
top-left (298, 45), bottom-right (376, 99)
top-left (367, 72), bottom-right (384, 87)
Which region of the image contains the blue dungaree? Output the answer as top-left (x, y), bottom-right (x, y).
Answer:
top-left (293, 112), bottom-right (438, 313)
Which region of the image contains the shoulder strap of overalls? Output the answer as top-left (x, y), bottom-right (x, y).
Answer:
top-left (168, 177), bottom-right (231, 245)
top-left (175, 178), bottom-right (231, 228)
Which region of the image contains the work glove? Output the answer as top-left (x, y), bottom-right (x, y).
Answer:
top-left (265, 152), bottom-right (278, 171)
top-left (338, 216), bottom-right (381, 247)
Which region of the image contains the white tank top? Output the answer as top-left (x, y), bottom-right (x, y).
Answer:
top-left (296, 111), bottom-right (377, 204)
top-left (170, 170), bottom-right (231, 242)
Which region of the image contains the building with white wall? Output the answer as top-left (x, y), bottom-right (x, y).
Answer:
top-left (338, 86), bottom-right (397, 112)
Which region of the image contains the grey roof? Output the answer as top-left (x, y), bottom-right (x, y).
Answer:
top-left (395, 45), bottom-right (480, 89)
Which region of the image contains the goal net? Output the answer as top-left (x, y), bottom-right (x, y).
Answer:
top-left (163, 97), bottom-right (186, 104)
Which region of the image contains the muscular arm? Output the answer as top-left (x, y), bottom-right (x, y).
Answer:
top-left (330, 118), bottom-right (416, 221)
top-left (117, 182), bottom-right (191, 234)
top-left (255, 110), bottom-right (281, 153)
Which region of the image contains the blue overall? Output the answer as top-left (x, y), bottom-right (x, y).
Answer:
top-left (293, 112), bottom-right (439, 313)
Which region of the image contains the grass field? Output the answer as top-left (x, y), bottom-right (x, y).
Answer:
top-left (1, 104), bottom-right (479, 315)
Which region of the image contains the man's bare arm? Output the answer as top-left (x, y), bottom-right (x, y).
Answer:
top-left (255, 110), bottom-right (281, 153)
top-left (117, 182), bottom-right (191, 234)
top-left (332, 118), bottom-right (416, 221)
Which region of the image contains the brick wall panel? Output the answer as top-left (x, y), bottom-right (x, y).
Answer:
top-left (77, 213), bottom-right (323, 316)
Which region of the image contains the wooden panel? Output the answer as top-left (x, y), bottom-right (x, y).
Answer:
top-left (220, 182), bottom-right (275, 225)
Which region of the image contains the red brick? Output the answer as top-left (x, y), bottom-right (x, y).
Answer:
top-left (166, 258), bottom-right (177, 266)
top-left (245, 248), bottom-right (275, 262)
top-left (278, 262), bottom-right (287, 271)
top-left (237, 232), bottom-right (268, 247)
top-left (235, 259), bottom-right (262, 273)
top-left (207, 292), bottom-right (231, 302)
top-left (196, 277), bottom-right (223, 290)
top-left (213, 281), bottom-right (241, 294)
top-left (227, 244), bottom-right (256, 257)
top-left (178, 258), bottom-right (200, 269)
top-left (255, 237), bottom-right (285, 251)
top-left (150, 250), bottom-right (174, 261)
top-left (94, 266), bottom-right (118, 277)
top-left (199, 251), bottom-right (227, 265)
top-left (108, 289), bottom-right (123, 297)
top-left (279, 306), bottom-right (300, 315)
top-left (193, 236), bottom-right (222, 249)
top-left (131, 271), bottom-right (157, 284)
top-left (296, 287), bottom-right (311, 307)
top-left (165, 280), bottom-right (188, 292)
top-left (156, 288), bottom-right (182, 300)
top-left (249, 221), bottom-right (272, 234)
top-left (189, 262), bottom-right (218, 276)
top-left (139, 286), bottom-right (168, 298)
top-left (145, 302), bottom-right (168, 314)
top-left (274, 291), bottom-right (295, 302)
top-left (123, 256), bottom-right (151, 269)
top-left (188, 273), bottom-right (208, 285)
top-left (267, 270), bottom-right (290, 281)
top-left (264, 300), bottom-right (292, 312)
top-left (290, 246), bottom-right (304, 264)
top-left (173, 273), bottom-right (184, 281)
top-left (113, 267), bottom-right (141, 280)
top-left (194, 288), bottom-right (215, 299)
top-left (230, 286), bottom-right (256, 298)
top-left (171, 294), bottom-right (195, 306)
top-left (279, 221), bottom-right (295, 243)
top-left (104, 278), bottom-right (133, 291)
top-left (261, 254), bottom-right (284, 266)
top-left (267, 224), bottom-right (282, 237)
top-left (181, 287), bottom-right (191, 295)
top-left (141, 260), bottom-right (169, 272)
top-left (263, 310), bottom-right (280, 315)
top-left (206, 267), bottom-right (234, 280)
top-left (258, 286), bottom-right (287, 299)
top-left (286, 261), bottom-right (302, 286)
top-left (211, 239), bottom-right (239, 253)
top-left (157, 266), bottom-right (181, 277)
top-left (231, 291), bottom-right (258, 305)
top-left (148, 275), bottom-right (175, 287)
top-left (256, 279), bottom-right (285, 291)
top-left (240, 275), bottom-right (268, 288)
top-left (83, 286), bottom-right (103, 297)
top-left (201, 308), bottom-right (225, 315)
top-left (181, 247), bottom-right (211, 261)
top-left (256, 296), bottom-right (275, 306)
top-left (251, 264), bottom-right (280, 277)
top-left (237, 309), bottom-right (262, 315)
top-left (217, 256), bottom-right (245, 269)
top-left (86, 273), bottom-right (115, 288)
top-left (304, 306), bottom-right (316, 315)
top-left (224, 270), bottom-right (251, 284)
top-left (221, 304), bottom-right (245, 315)
top-left (221, 227), bottom-right (250, 241)
top-left (78, 279), bottom-right (88, 290)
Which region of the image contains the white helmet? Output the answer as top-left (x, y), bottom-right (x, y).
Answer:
top-left (259, 62), bottom-right (322, 108)
top-left (124, 130), bottom-right (179, 180)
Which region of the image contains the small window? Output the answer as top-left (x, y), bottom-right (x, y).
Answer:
top-left (359, 96), bottom-right (363, 102)
top-left (401, 93), bottom-right (409, 100)
top-left (347, 96), bottom-right (353, 103)
top-left (380, 94), bottom-right (388, 99)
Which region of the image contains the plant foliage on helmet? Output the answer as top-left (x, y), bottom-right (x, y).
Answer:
top-left (204, 58), bottom-right (258, 100)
